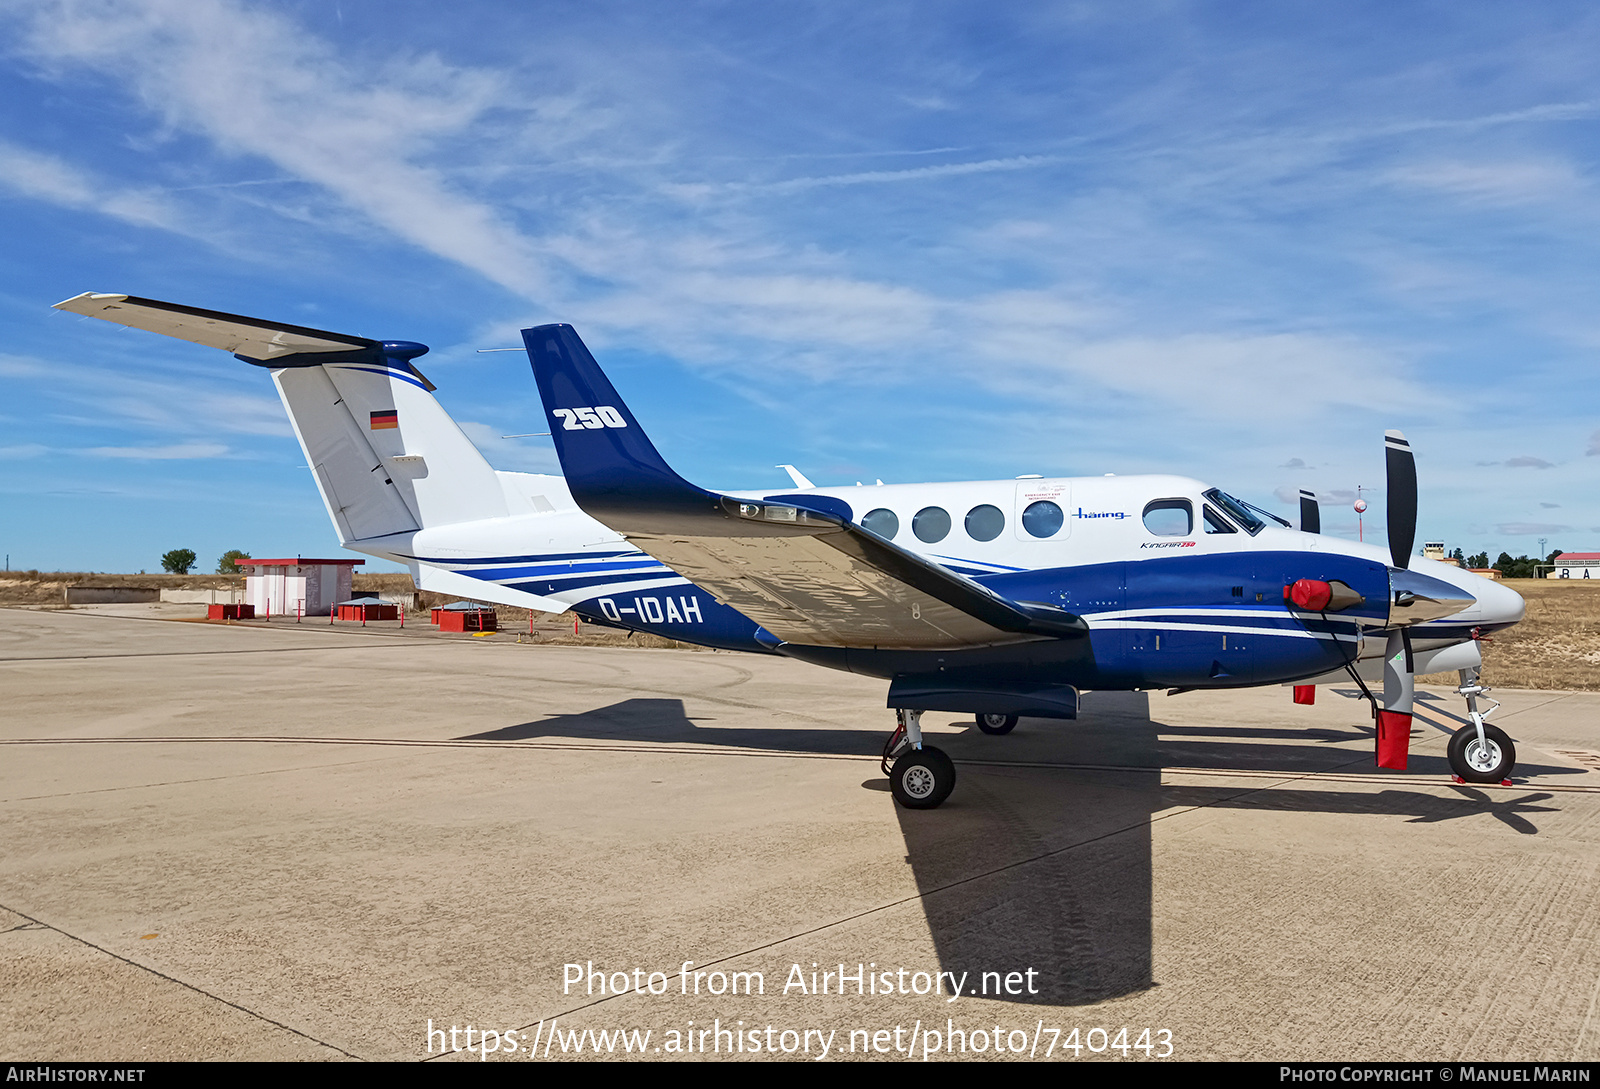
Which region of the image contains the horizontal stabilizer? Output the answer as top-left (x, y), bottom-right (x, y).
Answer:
top-left (55, 291), bottom-right (513, 542)
top-left (54, 292), bottom-right (385, 364)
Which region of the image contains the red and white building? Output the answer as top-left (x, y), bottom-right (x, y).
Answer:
top-left (239, 558), bottom-right (364, 617)
top-left (1550, 552), bottom-right (1600, 580)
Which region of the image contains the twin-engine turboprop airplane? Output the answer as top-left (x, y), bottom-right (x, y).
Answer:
top-left (54, 293), bottom-right (1528, 808)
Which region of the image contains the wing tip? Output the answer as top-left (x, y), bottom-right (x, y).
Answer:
top-left (53, 292), bottom-right (128, 312)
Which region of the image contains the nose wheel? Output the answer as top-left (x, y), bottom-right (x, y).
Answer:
top-left (883, 708), bottom-right (956, 809)
top-left (1448, 723), bottom-right (1515, 783)
top-left (1451, 668), bottom-right (1515, 784)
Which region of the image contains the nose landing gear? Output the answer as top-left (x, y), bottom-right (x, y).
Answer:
top-left (883, 708), bottom-right (956, 809)
top-left (1450, 667), bottom-right (1515, 784)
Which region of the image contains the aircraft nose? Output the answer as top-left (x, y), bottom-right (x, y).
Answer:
top-left (1472, 574), bottom-right (1527, 626)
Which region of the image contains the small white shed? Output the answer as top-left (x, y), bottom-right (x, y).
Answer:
top-left (240, 558), bottom-right (364, 617)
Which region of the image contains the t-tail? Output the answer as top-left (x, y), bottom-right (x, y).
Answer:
top-left (50, 293), bottom-right (658, 613)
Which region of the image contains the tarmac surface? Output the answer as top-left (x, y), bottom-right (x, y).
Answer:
top-left (3, 605), bottom-right (1598, 1063)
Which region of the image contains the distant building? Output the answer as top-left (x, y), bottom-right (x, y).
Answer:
top-left (1467, 568), bottom-right (1502, 580)
top-left (239, 558), bottom-right (364, 617)
top-left (1550, 552), bottom-right (1600, 580)
top-left (1422, 542), bottom-right (1460, 565)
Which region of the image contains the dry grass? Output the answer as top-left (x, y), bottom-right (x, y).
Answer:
top-left (1460, 578), bottom-right (1600, 691)
top-left (6, 572), bottom-right (1597, 684)
top-left (0, 570), bottom-right (245, 606)
top-left (0, 570), bottom-right (692, 650)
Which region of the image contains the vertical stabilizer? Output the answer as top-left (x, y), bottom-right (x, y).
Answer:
top-left (273, 349), bottom-right (511, 542)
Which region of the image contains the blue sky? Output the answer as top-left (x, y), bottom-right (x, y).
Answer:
top-left (2, 0), bottom-right (1597, 573)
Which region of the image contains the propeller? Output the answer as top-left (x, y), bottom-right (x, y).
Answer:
top-left (1384, 430), bottom-right (1416, 571)
top-left (1298, 489), bottom-right (1320, 534)
top-left (1377, 429), bottom-right (1418, 768)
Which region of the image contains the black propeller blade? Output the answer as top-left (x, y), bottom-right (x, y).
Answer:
top-left (1384, 430), bottom-right (1417, 570)
top-left (1298, 489), bottom-right (1320, 534)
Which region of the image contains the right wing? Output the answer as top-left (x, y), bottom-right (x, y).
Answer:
top-left (522, 323), bottom-right (1086, 650)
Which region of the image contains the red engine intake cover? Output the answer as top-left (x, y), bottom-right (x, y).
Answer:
top-left (1284, 578), bottom-right (1333, 612)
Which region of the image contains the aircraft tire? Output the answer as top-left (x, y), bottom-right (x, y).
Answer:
top-left (976, 713), bottom-right (1018, 735)
top-left (1448, 724), bottom-right (1515, 783)
top-left (890, 747), bottom-right (956, 809)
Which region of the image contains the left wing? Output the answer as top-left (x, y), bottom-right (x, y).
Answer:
top-left (521, 323), bottom-right (1086, 650)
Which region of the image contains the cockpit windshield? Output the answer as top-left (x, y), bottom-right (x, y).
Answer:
top-left (1203, 488), bottom-right (1265, 536)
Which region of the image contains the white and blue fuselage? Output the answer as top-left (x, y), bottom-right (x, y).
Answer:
top-left (377, 470), bottom-right (1522, 692)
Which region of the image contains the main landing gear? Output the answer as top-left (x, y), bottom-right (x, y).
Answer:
top-left (883, 709), bottom-right (956, 809)
top-left (975, 712), bottom-right (1018, 735)
top-left (1449, 667), bottom-right (1515, 784)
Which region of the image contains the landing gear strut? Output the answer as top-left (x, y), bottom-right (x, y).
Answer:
top-left (883, 709), bottom-right (956, 809)
top-left (1450, 667), bottom-right (1515, 784)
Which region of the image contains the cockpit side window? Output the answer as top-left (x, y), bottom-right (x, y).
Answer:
top-left (1142, 498), bottom-right (1193, 536)
top-left (1203, 505), bottom-right (1238, 534)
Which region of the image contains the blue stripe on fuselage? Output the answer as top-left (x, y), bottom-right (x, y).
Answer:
top-left (454, 558), bottom-right (669, 582)
top-left (404, 549), bottom-right (646, 565)
top-left (507, 570), bottom-right (688, 596)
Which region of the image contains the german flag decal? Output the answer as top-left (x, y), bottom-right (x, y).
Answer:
top-left (370, 409), bottom-right (398, 430)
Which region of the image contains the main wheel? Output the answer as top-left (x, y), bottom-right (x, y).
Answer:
top-left (1448, 724), bottom-right (1516, 783)
top-left (890, 747), bottom-right (956, 809)
top-left (975, 713), bottom-right (1018, 735)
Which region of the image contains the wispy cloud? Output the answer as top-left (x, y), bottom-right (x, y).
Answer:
top-left (13, 0), bottom-right (550, 296)
top-left (1276, 486), bottom-right (1357, 505)
top-left (713, 155), bottom-right (1058, 194)
top-left (1496, 522), bottom-right (1571, 535)
top-left (86, 442), bottom-right (230, 459)
top-left (976, 329), bottom-right (1430, 422)
top-left (1386, 159), bottom-right (1587, 206)
top-left (7, 347), bottom-right (287, 439)
top-left (0, 137), bottom-right (181, 229)
top-left (5, 0), bottom-right (1457, 443)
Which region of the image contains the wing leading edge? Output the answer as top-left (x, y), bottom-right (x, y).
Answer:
top-left (522, 323), bottom-right (1086, 650)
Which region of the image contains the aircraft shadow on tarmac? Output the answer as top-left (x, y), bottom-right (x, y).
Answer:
top-left (457, 692), bottom-right (1575, 1007)
top-left (457, 698), bottom-right (884, 754)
